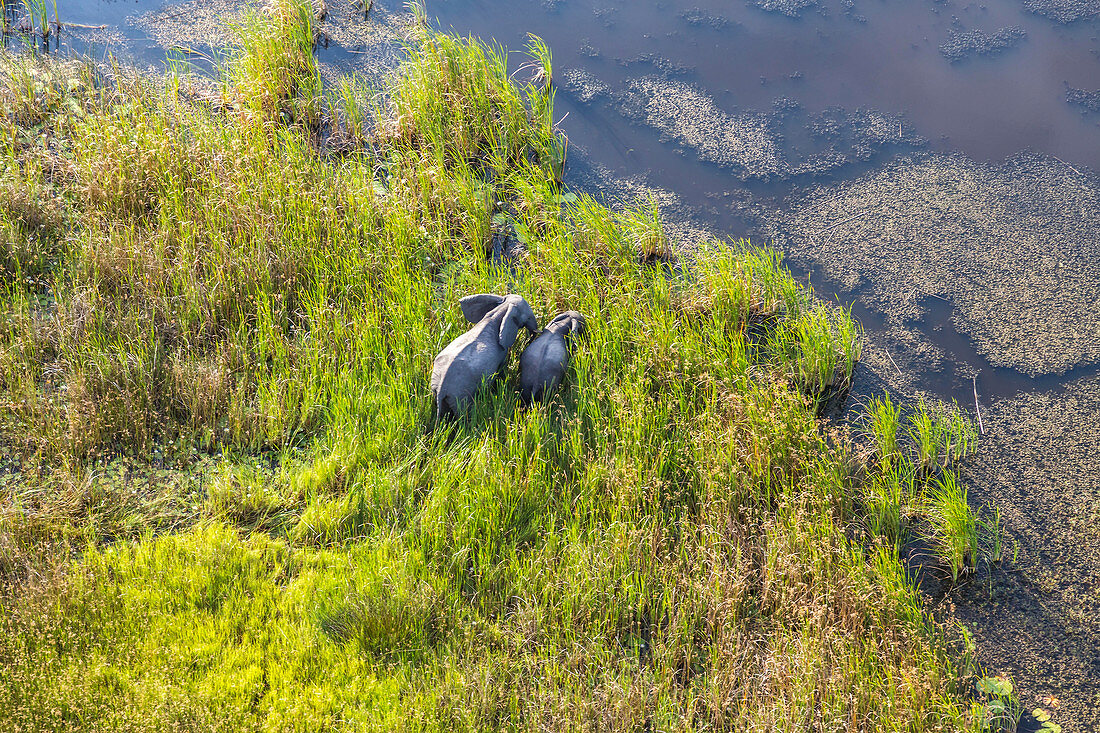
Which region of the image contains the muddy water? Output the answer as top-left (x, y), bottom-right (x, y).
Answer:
top-left (27, 0), bottom-right (1100, 726)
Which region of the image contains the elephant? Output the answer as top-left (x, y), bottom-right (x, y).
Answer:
top-left (431, 293), bottom-right (540, 421)
top-left (519, 311), bottom-right (587, 404)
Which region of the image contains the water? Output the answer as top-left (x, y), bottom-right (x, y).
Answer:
top-left (429, 0), bottom-right (1100, 168)
top-left (45, 0), bottom-right (1100, 165)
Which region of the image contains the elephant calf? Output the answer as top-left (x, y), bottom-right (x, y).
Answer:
top-left (519, 311), bottom-right (587, 404)
top-left (431, 293), bottom-right (539, 421)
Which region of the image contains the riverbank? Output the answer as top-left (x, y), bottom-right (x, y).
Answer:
top-left (0, 3), bottom-right (1007, 730)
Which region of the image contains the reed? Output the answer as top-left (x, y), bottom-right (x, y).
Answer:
top-left (928, 470), bottom-right (979, 582)
top-left (865, 392), bottom-right (902, 465)
top-left (20, 0), bottom-right (49, 41)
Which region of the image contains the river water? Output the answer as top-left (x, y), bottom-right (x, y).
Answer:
top-left (19, 0), bottom-right (1100, 726)
top-left (434, 0), bottom-right (1100, 169)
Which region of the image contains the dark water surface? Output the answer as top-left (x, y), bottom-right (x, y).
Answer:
top-left (45, 0), bottom-right (1100, 175)
top-left (434, 0), bottom-right (1100, 171)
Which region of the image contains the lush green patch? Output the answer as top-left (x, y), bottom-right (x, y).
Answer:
top-left (0, 3), bottom-right (1001, 730)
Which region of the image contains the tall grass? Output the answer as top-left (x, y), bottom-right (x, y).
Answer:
top-left (0, 8), bottom-right (988, 730)
top-left (768, 301), bottom-right (861, 401)
top-left (19, 0), bottom-right (51, 43)
top-left (864, 461), bottom-right (912, 548)
top-left (866, 392), bottom-right (902, 465)
top-left (908, 396), bottom-right (978, 476)
top-left (225, 0), bottom-right (321, 125)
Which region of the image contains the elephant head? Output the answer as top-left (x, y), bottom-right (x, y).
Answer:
top-left (458, 293), bottom-right (540, 351)
top-left (544, 310), bottom-right (587, 340)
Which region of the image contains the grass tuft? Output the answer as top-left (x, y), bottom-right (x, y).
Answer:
top-left (225, 0), bottom-right (321, 126)
top-left (929, 469), bottom-right (978, 582)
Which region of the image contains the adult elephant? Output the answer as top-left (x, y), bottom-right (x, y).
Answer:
top-left (430, 293), bottom-right (539, 421)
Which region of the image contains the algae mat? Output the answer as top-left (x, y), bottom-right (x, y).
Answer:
top-left (759, 149), bottom-right (1100, 728)
top-left (764, 153), bottom-right (1100, 377)
top-left (956, 375), bottom-right (1100, 729)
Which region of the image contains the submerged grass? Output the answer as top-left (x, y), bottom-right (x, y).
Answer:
top-left (0, 6), bottom-right (995, 730)
top-left (857, 392), bottom-right (997, 584)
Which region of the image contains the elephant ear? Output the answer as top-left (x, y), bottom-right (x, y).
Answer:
top-left (459, 293), bottom-right (505, 324)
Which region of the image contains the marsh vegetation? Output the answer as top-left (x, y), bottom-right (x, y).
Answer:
top-left (0, 1), bottom-right (1008, 729)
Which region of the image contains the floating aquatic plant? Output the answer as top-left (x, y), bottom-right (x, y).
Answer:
top-left (974, 675), bottom-right (1021, 732)
top-left (1032, 708), bottom-right (1061, 733)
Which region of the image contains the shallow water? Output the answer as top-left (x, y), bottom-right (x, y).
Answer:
top-left (433, 0), bottom-right (1100, 170)
top-left (47, 0), bottom-right (1100, 171)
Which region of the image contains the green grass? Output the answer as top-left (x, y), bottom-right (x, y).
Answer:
top-left (857, 391), bottom-right (1000, 584)
top-left (908, 396), bottom-right (978, 476)
top-left (866, 392), bottom-right (902, 466)
top-left (929, 470), bottom-right (979, 582)
top-left (863, 459), bottom-right (911, 549)
top-left (19, 0), bottom-right (51, 42)
top-left (224, 0), bottom-right (321, 126)
top-left (0, 4), bottom-right (995, 729)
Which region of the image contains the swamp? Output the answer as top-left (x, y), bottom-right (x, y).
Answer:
top-left (1, 0), bottom-right (1098, 730)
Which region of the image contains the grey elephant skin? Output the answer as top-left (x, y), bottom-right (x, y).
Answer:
top-left (431, 293), bottom-right (539, 420)
top-left (519, 311), bottom-right (587, 404)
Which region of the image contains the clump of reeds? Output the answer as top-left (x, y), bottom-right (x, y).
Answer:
top-left (928, 470), bottom-right (978, 581)
top-left (866, 393), bottom-right (902, 465)
top-left (17, 0), bottom-right (58, 46)
top-left (225, 0), bottom-right (321, 126)
top-left (768, 302), bottom-right (862, 400)
top-left (908, 396), bottom-right (978, 476)
top-left (858, 390), bottom-right (1000, 583)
